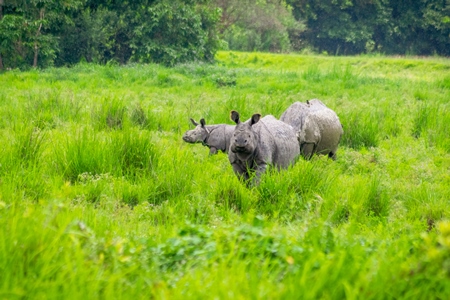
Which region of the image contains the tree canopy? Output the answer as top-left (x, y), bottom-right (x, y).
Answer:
top-left (287, 0), bottom-right (450, 55)
top-left (0, 0), bottom-right (448, 69)
top-left (0, 0), bottom-right (220, 68)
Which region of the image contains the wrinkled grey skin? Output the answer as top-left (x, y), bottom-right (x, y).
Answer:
top-left (182, 118), bottom-right (235, 155)
top-left (280, 99), bottom-right (343, 160)
top-left (228, 111), bottom-right (300, 185)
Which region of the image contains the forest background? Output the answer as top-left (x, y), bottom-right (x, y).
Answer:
top-left (0, 0), bottom-right (449, 70)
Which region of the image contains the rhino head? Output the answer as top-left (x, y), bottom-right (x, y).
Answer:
top-left (229, 110), bottom-right (261, 155)
top-left (182, 118), bottom-right (210, 144)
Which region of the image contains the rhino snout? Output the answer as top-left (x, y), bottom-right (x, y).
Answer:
top-left (234, 145), bottom-right (246, 152)
top-left (233, 137), bottom-right (248, 147)
top-left (182, 134), bottom-right (192, 142)
top-left (232, 139), bottom-right (250, 153)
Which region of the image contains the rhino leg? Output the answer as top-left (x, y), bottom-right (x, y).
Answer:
top-left (328, 151), bottom-right (337, 160)
top-left (209, 147), bottom-right (218, 155)
top-left (300, 142), bottom-right (316, 160)
top-left (252, 163), bottom-right (267, 186)
top-left (231, 163), bottom-right (250, 181)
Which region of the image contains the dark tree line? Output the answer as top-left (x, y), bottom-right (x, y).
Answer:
top-left (219, 0), bottom-right (449, 56)
top-left (0, 0), bottom-right (448, 69)
top-left (0, 0), bottom-right (220, 69)
top-left (287, 0), bottom-right (450, 55)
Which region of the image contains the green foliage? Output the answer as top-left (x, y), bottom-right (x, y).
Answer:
top-left (383, 0), bottom-right (450, 56)
top-left (0, 15), bottom-right (29, 68)
top-left (0, 0), bottom-right (84, 69)
top-left (216, 0), bottom-right (304, 52)
top-left (130, 1), bottom-right (221, 66)
top-left (1, 0), bottom-right (449, 69)
top-left (0, 52), bottom-right (450, 298)
top-left (419, 221), bottom-right (450, 281)
top-left (0, 0), bottom-right (221, 68)
top-left (287, 0), bottom-right (450, 55)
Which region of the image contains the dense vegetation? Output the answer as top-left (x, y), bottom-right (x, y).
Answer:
top-left (288, 0), bottom-right (450, 55)
top-left (1, 0), bottom-right (449, 69)
top-left (1, 51), bottom-right (450, 298)
top-left (0, 0), bottom-right (220, 68)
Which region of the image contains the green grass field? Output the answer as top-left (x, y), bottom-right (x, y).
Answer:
top-left (1, 51), bottom-right (450, 299)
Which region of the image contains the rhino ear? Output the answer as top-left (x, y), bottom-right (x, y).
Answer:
top-left (190, 118), bottom-right (199, 126)
top-left (200, 118), bottom-right (206, 127)
top-left (230, 110), bottom-right (240, 124)
top-left (250, 113), bottom-right (261, 126)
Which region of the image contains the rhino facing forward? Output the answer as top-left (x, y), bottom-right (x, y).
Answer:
top-left (182, 118), bottom-right (235, 155)
top-left (280, 99), bottom-right (343, 160)
top-left (228, 111), bottom-right (300, 184)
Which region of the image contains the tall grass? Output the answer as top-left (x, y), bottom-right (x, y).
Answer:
top-left (340, 109), bottom-right (380, 149)
top-left (412, 101), bottom-right (450, 152)
top-left (53, 127), bottom-right (112, 182)
top-left (1, 52), bottom-right (450, 299)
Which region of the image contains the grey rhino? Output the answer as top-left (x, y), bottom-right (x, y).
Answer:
top-left (280, 99), bottom-right (343, 160)
top-left (228, 111), bottom-right (300, 184)
top-left (182, 118), bottom-right (235, 155)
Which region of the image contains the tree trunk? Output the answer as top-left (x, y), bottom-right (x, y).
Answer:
top-left (33, 43), bottom-right (39, 68)
top-left (33, 10), bottom-right (44, 68)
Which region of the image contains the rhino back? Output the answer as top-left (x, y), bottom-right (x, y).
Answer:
top-left (255, 116), bottom-right (300, 168)
top-left (307, 99), bottom-right (327, 109)
top-left (300, 107), bottom-right (343, 154)
top-left (313, 109), bottom-right (343, 154)
top-left (207, 124), bottom-right (235, 153)
top-left (280, 102), bottom-right (309, 131)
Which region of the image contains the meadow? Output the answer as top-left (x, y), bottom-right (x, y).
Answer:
top-left (1, 51), bottom-right (450, 299)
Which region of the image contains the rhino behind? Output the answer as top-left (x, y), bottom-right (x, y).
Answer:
top-left (281, 99), bottom-right (343, 160)
top-left (182, 118), bottom-right (235, 155)
top-left (228, 111), bottom-right (300, 184)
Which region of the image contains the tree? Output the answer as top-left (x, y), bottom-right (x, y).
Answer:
top-left (287, 0), bottom-right (390, 55)
top-left (1, 0), bottom-right (221, 68)
top-left (215, 0), bottom-right (304, 52)
top-left (382, 0), bottom-right (450, 55)
top-left (128, 0), bottom-right (221, 65)
top-left (287, 0), bottom-right (450, 55)
top-left (56, 0), bottom-right (221, 66)
top-left (0, 0), bottom-right (85, 69)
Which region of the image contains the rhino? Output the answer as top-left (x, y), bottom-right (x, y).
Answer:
top-left (182, 118), bottom-right (235, 155)
top-left (280, 99), bottom-right (343, 160)
top-left (228, 111), bottom-right (300, 185)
